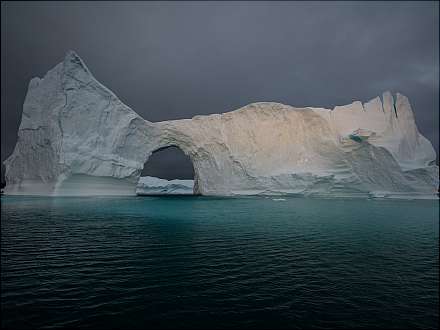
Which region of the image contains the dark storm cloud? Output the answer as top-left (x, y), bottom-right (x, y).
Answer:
top-left (1, 1), bottom-right (438, 180)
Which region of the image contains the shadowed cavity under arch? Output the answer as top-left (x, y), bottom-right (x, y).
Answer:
top-left (137, 146), bottom-right (196, 195)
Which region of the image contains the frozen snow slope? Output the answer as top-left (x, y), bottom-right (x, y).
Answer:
top-left (136, 177), bottom-right (194, 195)
top-left (4, 51), bottom-right (438, 197)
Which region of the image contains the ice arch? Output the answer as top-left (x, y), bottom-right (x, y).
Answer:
top-left (141, 145), bottom-right (194, 180)
top-left (3, 51), bottom-right (438, 197)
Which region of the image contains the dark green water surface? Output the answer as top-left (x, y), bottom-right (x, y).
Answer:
top-left (1, 196), bottom-right (438, 329)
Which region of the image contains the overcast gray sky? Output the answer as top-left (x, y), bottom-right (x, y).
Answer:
top-left (1, 1), bottom-right (439, 180)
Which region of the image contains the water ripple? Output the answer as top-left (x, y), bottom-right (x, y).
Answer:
top-left (1, 196), bottom-right (438, 329)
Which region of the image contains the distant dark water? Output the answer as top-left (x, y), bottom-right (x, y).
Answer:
top-left (1, 196), bottom-right (438, 329)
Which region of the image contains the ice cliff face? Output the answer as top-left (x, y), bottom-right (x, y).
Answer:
top-left (136, 177), bottom-right (193, 195)
top-left (4, 51), bottom-right (159, 195)
top-left (4, 51), bottom-right (438, 197)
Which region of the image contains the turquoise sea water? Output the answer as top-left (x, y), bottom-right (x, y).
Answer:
top-left (1, 196), bottom-right (438, 329)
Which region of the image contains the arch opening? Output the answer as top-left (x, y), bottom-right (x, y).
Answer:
top-left (136, 146), bottom-right (195, 196)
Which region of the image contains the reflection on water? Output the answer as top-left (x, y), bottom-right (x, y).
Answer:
top-left (1, 196), bottom-right (439, 329)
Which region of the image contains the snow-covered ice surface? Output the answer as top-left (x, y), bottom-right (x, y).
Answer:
top-left (3, 51), bottom-right (439, 198)
top-left (136, 176), bottom-right (194, 195)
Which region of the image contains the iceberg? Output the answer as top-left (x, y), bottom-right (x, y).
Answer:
top-left (3, 51), bottom-right (438, 198)
top-left (136, 176), bottom-right (194, 195)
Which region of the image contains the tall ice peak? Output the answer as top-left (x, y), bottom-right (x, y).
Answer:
top-left (3, 51), bottom-right (437, 197)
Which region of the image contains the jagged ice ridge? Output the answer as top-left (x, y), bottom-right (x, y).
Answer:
top-left (3, 51), bottom-right (439, 198)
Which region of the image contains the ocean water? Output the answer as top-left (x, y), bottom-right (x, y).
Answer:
top-left (1, 196), bottom-right (438, 329)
